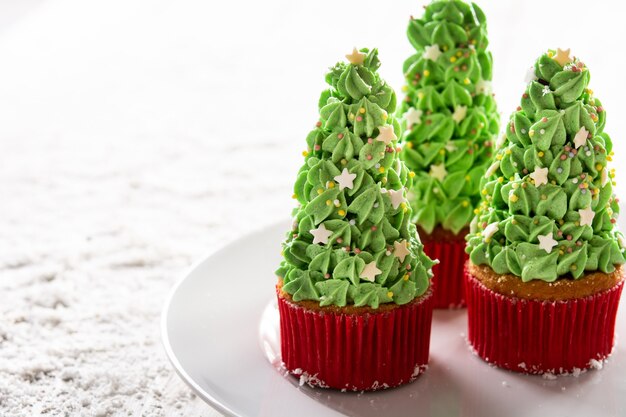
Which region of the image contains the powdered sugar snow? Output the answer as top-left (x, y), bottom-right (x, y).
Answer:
top-left (0, 135), bottom-right (289, 416)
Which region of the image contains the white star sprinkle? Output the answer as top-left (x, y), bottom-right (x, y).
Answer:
top-left (529, 166), bottom-right (549, 187)
top-left (524, 66), bottom-right (538, 84)
top-left (475, 79), bottom-right (492, 95)
top-left (387, 188), bottom-right (405, 209)
top-left (484, 160), bottom-right (500, 178)
top-left (553, 48), bottom-right (573, 66)
top-left (429, 163), bottom-right (447, 182)
top-left (345, 47), bottom-right (366, 65)
top-left (495, 134), bottom-right (507, 149)
top-left (537, 233), bottom-right (558, 253)
top-left (360, 261), bottom-right (382, 282)
top-left (444, 141), bottom-right (458, 152)
top-left (573, 126), bottom-right (589, 149)
top-left (578, 206), bottom-right (595, 227)
top-left (310, 223), bottom-right (333, 245)
top-left (601, 168), bottom-right (609, 187)
top-left (452, 105), bottom-right (467, 123)
top-left (333, 168), bottom-right (356, 190)
top-left (542, 85), bottom-right (551, 96)
top-left (393, 240), bottom-right (411, 263)
top-left (376, 125), bottom-right (397, 145)
top-left (422, 45), bottom-right (442, 61)
top-left (482, 222), bottom-right (499, 241)
top-left (404, 107), bottom-right (423, 129)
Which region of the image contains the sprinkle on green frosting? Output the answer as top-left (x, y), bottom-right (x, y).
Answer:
top-left (276, 48), bottom-right (436, 308)
top-left (398, 0), bottom-right (500, 234)
top-left (466, 48), bottom-right (626, 282)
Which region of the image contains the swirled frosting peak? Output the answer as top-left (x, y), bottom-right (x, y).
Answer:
top-left (466, 49), bottom-right (626, 282)
top-left (276, 48), bottom-right (436, 308)
top-left (398, 0), bottom-right (500, 234)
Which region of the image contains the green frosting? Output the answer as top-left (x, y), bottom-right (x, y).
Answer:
top-left (276, 48), bottom-right (436, 308)
top-left (466, 49), bottom-right (626, 282)
top-left (398, 0), bottom-right (500, 234)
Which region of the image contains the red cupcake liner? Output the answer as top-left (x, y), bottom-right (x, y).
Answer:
top-left (464, 264), bottom-right (624, 374)
top-left (422, 239), bottom-right (468, 309)
top-left (277, 288), bottom-right (434, 391)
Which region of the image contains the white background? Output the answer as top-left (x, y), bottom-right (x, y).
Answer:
top-left (0, 0), bottom-right (625, 416)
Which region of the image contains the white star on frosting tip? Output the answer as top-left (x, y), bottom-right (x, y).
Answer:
top-left (310, 223), bottom-right (333, 245)
top-left (573, 126), bottom-right (589, 149)
top-left (484, 161), bottom-right (500, 178)
top-left (524, 66), bottom-right (538, 84)
top-left (393, 240), bottom-right (411, 263)
top-left (360, 261), bottom-right (382, 282)
top-left (475, 79), bottom-right (492, 95)
top-left (452, 105), bottom-right (467, 123)
top-left (553, 48), bottom-right (572, 66)
top-left (345, 47), bottom-right (366, 65)
top-left (334, 168), bottom-right (357, 191)
top-left (387, 188), bottom-right (405, 209)
top-left (404, 107), bottom-right (423, 129)
top-left (495, 133), bottom-right (507, 149)
top-left (444, 141), bottom-right (458, 152)
top-left (429, 163), bottom-right (447, 182)
top-left (537, 233), bottom-right (558, 253)
top-left (422, 44), bottom-right (442, 61)
top-left (579, 206), bottom-right (595, 227)
top-left (482, 222), bottom-right (499, 241)
top-left (376, 125), bottom-right (397, 145)
top-left (529, 166), bottom-right (549, 187)
top-left (601, 168), bottom-right (609, 187)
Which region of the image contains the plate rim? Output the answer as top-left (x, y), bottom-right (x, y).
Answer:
top-left (160, 236), bottom-right (259, 417)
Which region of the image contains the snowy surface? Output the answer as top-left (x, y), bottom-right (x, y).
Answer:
top-left (1, 0), bottom-right (625, 416)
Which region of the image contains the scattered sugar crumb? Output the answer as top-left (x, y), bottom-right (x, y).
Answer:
top-left (589, 359), bottom-right (604, 370)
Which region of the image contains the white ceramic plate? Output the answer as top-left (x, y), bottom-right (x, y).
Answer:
top-left (162, 220), bottom-right (626, 417)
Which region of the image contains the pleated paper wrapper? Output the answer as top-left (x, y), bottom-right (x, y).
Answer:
top-left (423, 239), bottom-right (468, 309)
top-left (277, 289), bottom-right (433, 391)
top-left (464, 265), bottom-right (624, 374)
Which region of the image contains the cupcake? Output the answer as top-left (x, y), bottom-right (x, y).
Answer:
top-left (398, 0), bottom-right (500, 308)
top-left (276, 48), bottom-right (437, 391)
top-left (465, 48), bottom-right (626, 374)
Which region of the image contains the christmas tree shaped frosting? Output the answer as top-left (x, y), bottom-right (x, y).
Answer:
top-left (276, 48), bottom-right (436, 308)
top-left (398, 0), bottom-right (499, 234)
top-left (467, 48), bottom-right (626, 282)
